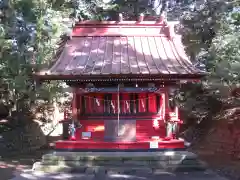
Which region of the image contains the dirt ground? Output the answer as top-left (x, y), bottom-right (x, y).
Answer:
top-left (1, 148), bottom-right (240, 180)
top-left (193, 147), bottom-right (240, 180)
top-left (0, 162), bottom-right (29, 180)
top-left (0, 149), bottom-right (50, 180)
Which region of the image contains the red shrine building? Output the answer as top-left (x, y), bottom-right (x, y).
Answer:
top-left (35, 15), bottom-right (205, 151)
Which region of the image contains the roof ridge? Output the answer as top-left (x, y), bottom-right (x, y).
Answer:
top-left (71, 24), bottom-right (177, 39)
top-left (74, 21), bottom-right (166, 27)
top-left (73, 14), bottom-right (167, 27)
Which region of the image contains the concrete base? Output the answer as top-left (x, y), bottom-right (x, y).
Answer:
top-left (33, 151), bottom-right (207, 174)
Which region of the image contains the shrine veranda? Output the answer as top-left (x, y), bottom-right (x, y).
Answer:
top-left (34, 15), bottom-right (205, 151)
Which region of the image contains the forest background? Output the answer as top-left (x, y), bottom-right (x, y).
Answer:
top-left (0, 0), bottom-right (239, 143)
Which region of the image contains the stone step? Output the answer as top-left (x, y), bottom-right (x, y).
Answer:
top-left (33, 151), bottom-right (207, 173)
top-left (33, 162), bottom-right (207, 174)
top-left (41, 155), bottom-right (199, 166)
top-left (41, 157), bottom-right (205, 167)
top-left (42, 151), bottom-right (198, 162)
top-left (32, 162), bottom-right (70, 173)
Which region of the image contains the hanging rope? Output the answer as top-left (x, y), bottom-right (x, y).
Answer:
top-left (77, 87), bottom-right (163, 100)
top-left (79, 89), bottom-right (163, 102)
top-left (77, 93), bottom-right (165, 115)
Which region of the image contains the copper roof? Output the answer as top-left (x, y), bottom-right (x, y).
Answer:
top-left (36, 20), bottom-right (205, 81)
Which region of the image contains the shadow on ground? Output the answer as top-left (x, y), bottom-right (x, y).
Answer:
top-left (11, 169), bottom-right (227, 180)
top-left (0, 149), bottom-right (229, 180)
top-left (0, 148), bottom-right (51, 180)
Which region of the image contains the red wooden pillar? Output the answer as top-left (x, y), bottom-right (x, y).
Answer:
top-left (161, 93), bottom-right (165, 120)
top-left (164, 88), bottom-right (169, 117)
top-left (69, 87), bottom-right (78, 140)
top-left (76, 90), bottom-right (82, 140)
top-left (72, 88), bottom-right (78, 121)
top-left (164, 88), bottom-right (170, 138)
top-left (77, 93), bottom-right (81, 118)
top-left (86, 93), bottom-right (93, 114)
top-left (153, 93), bottom-right (165, 130)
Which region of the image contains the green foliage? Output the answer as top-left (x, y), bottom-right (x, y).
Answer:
top-left (0, 0), bottom-right (123, 120)
top-left (0, 0), bottom-right (162, 118)
top-left (178, 1), bottom-right (240, 125)
top-left (181, 0), bottom-right (240, 87)
top-left (208, 7), bottom-right (240, 87)
top-left (0, 0), bottom-right (238, 127)
top-left (68, 0), bottom-right (118, 20)
top-left (0, 0), bottom-right (70, 115)
top-left (181, 0), bottom-right (229, 60)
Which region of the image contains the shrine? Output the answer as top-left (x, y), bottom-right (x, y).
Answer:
top-left (34, 14), bottom-right (205, 151)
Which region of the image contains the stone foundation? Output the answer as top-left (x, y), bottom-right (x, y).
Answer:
top-left (33, 151), bottom-right (207, 173)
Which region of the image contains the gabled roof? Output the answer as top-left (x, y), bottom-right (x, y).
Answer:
top-left (35, 20), bottom-right (205, 82)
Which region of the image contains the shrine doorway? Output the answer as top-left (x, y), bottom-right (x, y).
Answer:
top-left (104, 119), bottom-right (136, 142)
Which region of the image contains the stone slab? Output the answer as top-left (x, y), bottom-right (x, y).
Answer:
top-left (42, 151), bottom-right (197, 162)
top-left (52, 151), bottom-right (197, 158)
